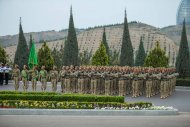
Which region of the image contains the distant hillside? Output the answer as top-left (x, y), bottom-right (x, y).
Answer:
top-left (0, 29), bottom-right (84, 47)
top-left (161, 25), bottom-right (190, 47)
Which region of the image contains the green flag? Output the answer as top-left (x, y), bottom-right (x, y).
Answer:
top-left (28, 40), bottom-right (38, 69)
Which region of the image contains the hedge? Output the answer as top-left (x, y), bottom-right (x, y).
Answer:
top-left (0, 100), bottom-right (152, 109)
top-left (176, 78), bottom-right (190, 87)
top-left (0, 91), bottom-right (59, 95)
top-left (0, 94), bottom-right (124, 103)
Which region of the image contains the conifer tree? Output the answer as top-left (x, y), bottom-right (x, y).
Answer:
top-left (51, 47), bottom-right (62, 69)
top-left (29, 34), bottom-right (32, 51)
top-left (144, 42), bottom-right (169, 68)
top-left (0, 45), bottom-right (7, 64)
top-left (38, 42), bottom-right (54, 71)
top-left (14, 17), bottom-right (29, 69)
top-left (102, 27), bottom-right (109, 58)
top-left (92, 43), bottom-right (108, 66)
top-left (63, 6), bottom-right (79, 66)
top-left (176, 19), bottom-right (190, 78)
top-left (135, 37), bottom-right (146, 66)
top-left (120, 10), bottom-right (134, 66)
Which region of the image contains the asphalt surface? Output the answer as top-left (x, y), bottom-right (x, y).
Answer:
top-left (0, 113), bottom-right (190, 127)
top-left (0, 81), bottom-right (190, 112)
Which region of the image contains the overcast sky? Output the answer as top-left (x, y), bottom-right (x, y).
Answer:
top-left (0, 0), bottom-right (181, 36)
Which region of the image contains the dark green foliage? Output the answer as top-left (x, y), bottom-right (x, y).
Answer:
top-left (176, 19), bottom-right (190, 78)
top-left (63, 7), bottom-right (79, 66)
top-left (110, 50), bottom-right (119, 65)
top-left (0, 91), bottom-right (58, 95)
top-left (102, 27), bottom-right (110, 63)
top-left (0, 45), bottom-right (7, 64)
top-left (79, 49), bottom-right (92, 65)
top-left (38, 42), bottom-right (54, 71)
top-left (0, 93), bottom-right (124, 103)
top-left (92, 43), bottom-right (109, 66)
top-left (144, 42), bottom-right (169, 68)
top-left (120, 10), bottom-right (134, 66)
top-left (14, 18), bottom-right (29, 69)
top-left (135, 37), bottom-right (146, 66)
top-left (29, 34), bottom-right (32, 51)
top-left (0, 100), bottom-right (152, 109)
top-left (176, 78), bottom-right (190, 86)
top-left (51, 47), bottom-right (63, 69)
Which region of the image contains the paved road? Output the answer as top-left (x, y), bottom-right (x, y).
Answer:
top-left (0, 113), bottom-right (190, 127)
top-left (1, 81), bottom-right (190, 112)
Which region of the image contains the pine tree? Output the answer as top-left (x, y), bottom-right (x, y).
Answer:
top-left (51, 47), bottom-right (62, 69)
top-left (14, 17), bottom-right (29, 69)
top-left (144, 42), bottom-right (169, 68)
top-left (63, 6), bottom-right (79, 66)
top-left (176, 19), bottom-right (190, 78)
top-left (38, 42), bottom-right (54, 71)
top-left (79, 50), bottom-right (92, 66)
top-left (29, 34), bottom-right (32, 51)
top-left (0, 45), bottom-right (7, 64)
top-left (92, 43), bottom-right (108, 66)
top-left (135, 37), bottom-right (146, 66)
top-left (102, 27), bottom-right (110, 58)
top-left (120, 10), bottom-right (134, 66)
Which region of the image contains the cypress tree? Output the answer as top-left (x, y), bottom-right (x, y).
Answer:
top-left (63, 6), bottom-right (79, 66)
top-left (29, 34), bottom-right (32, 51)
top-left (176, 19), bottom-right (190, 78)
top-left (135, 37), bottom-right (146, 66)
top-left (92, 42), bottom-right (109, 66)
top-left (14, 17), bottom-right (29, 69)
top-left (102, 27), bottom-right (109, 57)
top-left (120, 10), bottom-right (134, 66)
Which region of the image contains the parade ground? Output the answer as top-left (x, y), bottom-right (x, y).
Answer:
top-left (0, 81), bottom-right (190, 127)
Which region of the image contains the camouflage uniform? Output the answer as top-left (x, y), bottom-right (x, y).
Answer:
top-left (21, 65), bottom-right (29, 92)
top-left (59, 66), bottom-right (66, 93)
top-left (145, 73), bottom-right (152, 98)
top-left (39, 66), bottom-right (48, 92)
top-left (50, 66), bottom-right (58, 92)
top-left (30, 66), bottom-right (38, 91)
top-left (12, 65), bottom-right (20, 91)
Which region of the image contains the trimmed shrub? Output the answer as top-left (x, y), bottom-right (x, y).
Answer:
top-left (0, 93), bottom-right (124, 103)
top-left (176, 78), bottom-right (190, 86)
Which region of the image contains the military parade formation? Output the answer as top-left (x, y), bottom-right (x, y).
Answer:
top-left (9, 64), bottom-right (179, 99)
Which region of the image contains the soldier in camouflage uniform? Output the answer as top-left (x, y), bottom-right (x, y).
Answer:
top-left (59, 66), bottom-right (66, 93)
top-left (50, 66), bottom-right (59, 92)
top-left (12, 64), bottom-right (20, 91)
top-left (30, 66), bottom-right (38, 91)
top-left (39, 66), bottom-right (48, 92)
top-left (132, 69), bottom-right (139, 98)
top-left (145, 69), bottom-right (153, 98)
top-left (118, 67), bottom-right (127, 96)
top-left (21, 65), bottom-right (29, 92)
top-left (64, 66), bottom-right (70, 93)
top-left (69, 66), bottom-right (78, 93)
top-left (77, 66), bottom-right (84, 94)
top-left (104, 68), bottom-right (113, 96)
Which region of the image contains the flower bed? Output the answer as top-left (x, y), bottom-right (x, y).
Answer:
top-left (0, 100), bottom-right (152, 109)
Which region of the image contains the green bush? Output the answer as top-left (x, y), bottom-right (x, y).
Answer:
top-left (0, 93), bottom-right (124, 103)
top-left (0, 91), bottom-right (58, 95)
top-left (176, 78), bottom-right (190, 86)
top-left (0, 100), bottom-right (152, 109)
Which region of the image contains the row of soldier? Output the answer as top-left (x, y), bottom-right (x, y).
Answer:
top-left (12, 65), bottom-right (178, 99)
